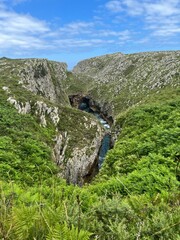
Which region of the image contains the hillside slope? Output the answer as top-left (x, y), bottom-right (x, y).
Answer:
top-left (72, 51), bottom-right (180, 117)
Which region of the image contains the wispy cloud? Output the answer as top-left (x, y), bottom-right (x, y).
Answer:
top-left (144, 1), bottom-right (180, 37)
top-left (0, 1), bottom-right (132, 57)
top-left (106, 0), bottom-right (180, 16)
top-left (58, 21), bottom-right (94, 35)
top-left (105, 0), bottom-right (144, 15)
top-left (105, 0), bottom-right (180, 38)
top-left (0, 12), bottom-right (49, 34)
top-left (0, 1), bottom-right (50, 54)
top-left (105, 1), bottom-right (123, 13)
top-left (145, 0), bottom-right (180, 17)
top-left (54, 38), bottom-right (115, 49)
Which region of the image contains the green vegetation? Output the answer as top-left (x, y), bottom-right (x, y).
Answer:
top-left (62, 71), bottom-right (92, 95)
top-left (0, 99), bottom-right (58, 185)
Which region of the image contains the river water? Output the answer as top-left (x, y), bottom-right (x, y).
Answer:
top-left (79, 102), bottom-right (111, 168)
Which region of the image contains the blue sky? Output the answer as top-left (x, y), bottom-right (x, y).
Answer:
top-left (0, 0), bottom-right (179, 68)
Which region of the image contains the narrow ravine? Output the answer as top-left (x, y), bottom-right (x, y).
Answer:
top-left (78, 98), bottom-right (111, 169)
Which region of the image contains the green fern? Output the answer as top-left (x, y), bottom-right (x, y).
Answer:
top-left (46, 223), bottom-right (92, 240)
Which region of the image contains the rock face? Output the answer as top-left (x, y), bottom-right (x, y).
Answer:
top-left (54, 123), bottom-right (103, 185)
top-left (19, 59), bottom-right (69, 105)
top-left (6, 92), bottom-right (104, 185)
top-left (6, 97), bottom-right (60, 127)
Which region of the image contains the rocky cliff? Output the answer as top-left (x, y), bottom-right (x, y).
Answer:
top-left (19, 59), bottom-right (68, 105)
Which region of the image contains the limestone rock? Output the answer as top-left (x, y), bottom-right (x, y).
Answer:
top-left (63, 124), bottom-right (103, 185)
top-left (53, 121), bottom-right (104, 185)
top-left (19, 59), bottom-right (69, 105)
top-left (7, 97), bottom-right (60, 127)
top-left (7, 97), bottom-right (31, 114)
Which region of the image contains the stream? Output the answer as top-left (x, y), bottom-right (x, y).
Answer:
top-left (79, 102), bottom-right (111, 168)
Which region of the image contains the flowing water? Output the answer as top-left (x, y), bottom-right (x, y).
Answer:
top-left (79, 102), bottom-right (111, 168)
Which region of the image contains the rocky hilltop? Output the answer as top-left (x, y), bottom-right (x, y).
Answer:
top-left (72, 51), bottom-right (180, 117)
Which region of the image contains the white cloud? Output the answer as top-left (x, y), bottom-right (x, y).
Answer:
top-left (122, 0), bottom-right (144, 15)
top-left (0, 12), bottom-right (49, 34)
top-left (54, 38), bottom-right (115, 49)
top-left (91, 29), bottom-right (130, 38)
top-left (0, 1), bottom-right (133, 56)
top-left (105, 0), bottom-right (144, 15)
top-left (144, 1), bottom-right (180, 17)
top-left (144, 1), bottom-right (180, 37)
top-left (0, 3), bottom-right (51, 53)
top-left (106, 0), bottom-right (180, 16)
top-left (0, 33), bottom-right (48, 49)
top-left (105, 0), bottom-right (123, 13)
top-left (59, 21), bottom-right (94, 35)
top-left (105, 0), bottom-right (180, 38)
top-left (153, 28), bottom-right (180, 36)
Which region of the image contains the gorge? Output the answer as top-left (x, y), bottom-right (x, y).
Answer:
top-left (0, 51), bottom-right (179, 186)
top-left (69, 94), bottom-right (112, 177)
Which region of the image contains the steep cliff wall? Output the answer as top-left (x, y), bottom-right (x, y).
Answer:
top-left (19, 59), bottom-right (69, 105)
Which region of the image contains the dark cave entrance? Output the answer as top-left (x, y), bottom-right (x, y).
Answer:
top-left (69, 94), bottom-right (113, 126)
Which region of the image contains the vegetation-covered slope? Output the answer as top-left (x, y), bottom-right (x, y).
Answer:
top-left (0, 52), bottom-right (179, 239)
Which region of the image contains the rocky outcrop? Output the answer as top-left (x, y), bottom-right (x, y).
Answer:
top-left (53, 131), bottom-right (69, 166)
top-left (19, 59), bottom-right (69, 105)
top-left (53, 119), bottom-right (104, 185)
top-left (73, 52), bottom-right (124, 77)
top-left (7, 97), bottom-right (60, 127)
top-left (34, 101), bottom-right (60, 127)
top-left (7, 97), bottom-right (31, 114)
top-left (6, 94), bottom-right (104, 185)
top-left (65, 133), bottom-right (102, 185)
